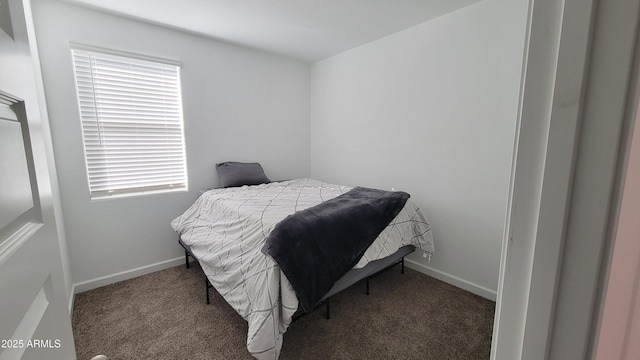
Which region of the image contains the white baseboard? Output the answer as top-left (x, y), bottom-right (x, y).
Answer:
top-left (404, 258), bottom-right (497, 301)
top-left (72, 257), bottom-right (184, 295)
top-left (67, 256), bottom-right (495, 312)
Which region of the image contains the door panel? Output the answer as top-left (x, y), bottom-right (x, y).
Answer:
top-left (0, 0), bottom-right (75, 358)
top-left (0, 108), bottom-right (35, 230)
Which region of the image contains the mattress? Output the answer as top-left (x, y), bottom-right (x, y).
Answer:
top-left (170, 178), bottom-right (434, 359)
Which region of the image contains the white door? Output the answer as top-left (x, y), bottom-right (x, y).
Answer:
top-left (0, 0), bottom-right (75, 359)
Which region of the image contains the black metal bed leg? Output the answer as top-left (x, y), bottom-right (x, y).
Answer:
top-left (401, 257), bottom-right (405, 274)
top-left (366, 277), bottom-right (370, 295)
top-left (206, 278), bottom-right (211, 304)
top-left (326, 298), bottom-right (331, 319)
top-left (185, 250), bottom-right (190, 269)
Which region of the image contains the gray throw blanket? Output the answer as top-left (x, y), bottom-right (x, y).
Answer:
top-left (261, 186), bottom-right (410, 312)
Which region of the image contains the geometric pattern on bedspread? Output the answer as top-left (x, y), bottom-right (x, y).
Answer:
top-left (170, 178), bottom-right (434, 359)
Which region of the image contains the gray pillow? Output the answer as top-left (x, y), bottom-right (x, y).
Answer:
top-left (216, 162), bottom-right (271, 188)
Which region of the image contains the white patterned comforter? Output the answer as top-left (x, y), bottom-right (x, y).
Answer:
top-left (170, 178), bottom-right (434, 359)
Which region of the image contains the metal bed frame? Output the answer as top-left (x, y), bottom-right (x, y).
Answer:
top-left (178, 237), bottom-right (414, 320)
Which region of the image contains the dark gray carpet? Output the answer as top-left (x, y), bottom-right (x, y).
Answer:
top-left (72, 263), bottom-right (494, 359)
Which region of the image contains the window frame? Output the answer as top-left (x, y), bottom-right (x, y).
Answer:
top-left (70, 44), bottom-right (188, 200)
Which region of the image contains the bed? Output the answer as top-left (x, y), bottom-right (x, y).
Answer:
top-left (170, 178), bottom-right (434, 359)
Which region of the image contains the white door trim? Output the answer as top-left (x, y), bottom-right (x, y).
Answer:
top-left (493, 0), bottom-right (640, 358)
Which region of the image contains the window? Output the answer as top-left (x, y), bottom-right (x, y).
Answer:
top-left (71, 47), bottom-right (187, 199)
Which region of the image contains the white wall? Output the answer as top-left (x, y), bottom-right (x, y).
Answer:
top-left (310, 0), bottom-right (528, 298)
top-left (31, 0), bottom-right (310, 290)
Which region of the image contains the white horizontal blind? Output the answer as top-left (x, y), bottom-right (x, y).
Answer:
top-left (71, 48), bottom-right (187, 199)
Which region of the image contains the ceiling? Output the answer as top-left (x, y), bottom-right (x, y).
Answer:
top-left (63, 0), bottom-right (481, 63)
